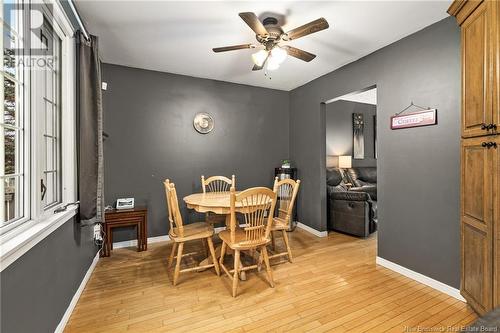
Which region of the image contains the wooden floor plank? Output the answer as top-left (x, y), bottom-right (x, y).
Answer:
top-left (64, 230), bottom-right (476, 333)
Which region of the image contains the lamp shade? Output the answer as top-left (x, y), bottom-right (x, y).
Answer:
top-left (338, 155), bottom-right (352, 169)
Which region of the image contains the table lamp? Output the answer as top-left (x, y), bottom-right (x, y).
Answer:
top-left (338, 155), bottom-right (352, 169)
top-left (338, 155), bottom-right (352, 186)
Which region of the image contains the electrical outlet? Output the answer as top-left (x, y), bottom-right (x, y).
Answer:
top-left (93, 223), bottom-right (102, 242)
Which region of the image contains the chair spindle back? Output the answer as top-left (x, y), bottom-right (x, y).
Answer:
top-left (163, 179), bottom-right (184, 237)
top-left (229, 187), bottom-right (277, 245)
top-left (272, 177), bottom-right (301, 227)
top-left (202, 175), bottom-right (235, 193)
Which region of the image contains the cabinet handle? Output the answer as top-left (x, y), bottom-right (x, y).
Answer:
top-left (481, 123), bottom-right (498, 131)
top-left (482, 142), bottom-right (497, 149)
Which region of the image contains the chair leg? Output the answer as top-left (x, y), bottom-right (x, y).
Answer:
top-left (207, 237), bottom-right (220, 276)
top-left (232, 250), bottom-right (240, 297)
top-left (201, 238), bottom-right (208, 257)
top-left (173, 242), bottom-right (184, 286)
top-left (261, 246), bottom-right (274, 288)
top-left (281, 229), bottom-right (293, 263)
top-left (257, 251), bottom-right (263, 272)
top-left (168, 242), bottom-right (178, 268)
top-left (271, 231), bottom-right (276, 251)
top-left (219, 241), bottom-right (227, 268)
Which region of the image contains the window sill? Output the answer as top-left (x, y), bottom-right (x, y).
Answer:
top-left (0, 207), bottom-right (78, 272)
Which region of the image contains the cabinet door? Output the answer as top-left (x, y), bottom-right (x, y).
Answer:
top-left (461, 136), bottom-right (496, 314)
top-left (493, 1), bottom-right (499, 142)
top-left (461, 1), bottom-right (494, 138)
top-left (495, 137), bottom-right (500, 308)
top-left (494, 1), bottom-right (500, 309)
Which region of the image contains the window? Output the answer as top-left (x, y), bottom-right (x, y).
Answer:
top-left (1, 0), bottom-right (27, 227)
top-left (0, 0), bottom-right (76, 247)
top-left (37, 18), bottom-right (62, 212)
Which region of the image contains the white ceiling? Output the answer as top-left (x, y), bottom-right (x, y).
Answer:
top-left (75, 1), bottom-right (450, 91)
top-left (329, 87), bottom-right (377, 105)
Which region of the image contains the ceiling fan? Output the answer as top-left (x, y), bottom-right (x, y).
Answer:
top-left (213, 12), bottom-right (329, 72)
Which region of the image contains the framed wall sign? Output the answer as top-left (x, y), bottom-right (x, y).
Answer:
top-left (391, 109), bottom-right (437, 130)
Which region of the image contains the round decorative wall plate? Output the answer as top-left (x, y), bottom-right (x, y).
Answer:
top-left (193, 112), bottom-right (214, 134)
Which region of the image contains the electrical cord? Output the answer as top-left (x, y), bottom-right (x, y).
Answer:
top-left (54, 201), bottom-right (80, 214)
top-left (53, 201), bottom-right (106, 248)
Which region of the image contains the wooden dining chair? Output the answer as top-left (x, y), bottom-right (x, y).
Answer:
top-left (218, 187), bottom-right (277, 297)
top-left (201, 175), bottom-right (235, 193)
top-left (270, 177), bottom-right (301, 263)
top-left (201, 175), bottom-right (236, 225)
top-left (164, 179), bottom-right (220, 285)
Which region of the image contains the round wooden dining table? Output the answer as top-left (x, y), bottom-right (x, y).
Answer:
top-left (183, 192), bottom-right (240, 226)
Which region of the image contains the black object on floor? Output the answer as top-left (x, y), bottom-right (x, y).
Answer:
top-left (462, 307), bottom-right (500, 332)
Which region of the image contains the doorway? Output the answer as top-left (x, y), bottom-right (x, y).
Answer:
top-left (324, 86), bottom-right (378, 240)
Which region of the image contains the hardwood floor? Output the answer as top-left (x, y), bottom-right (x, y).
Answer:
top-left (65, 229), bottom-right (476, 332)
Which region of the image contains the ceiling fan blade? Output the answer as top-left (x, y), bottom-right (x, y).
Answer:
top-left (284, 18), bottom-right (329, 41)
top-left (239, 12), bottom-right (269, 36)
top-left (212, 44), bottom-right (254, 53)
top-left (283, 46), bottom-right (316, 62)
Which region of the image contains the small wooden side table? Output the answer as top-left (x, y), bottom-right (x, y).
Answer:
top-left (101, 207), bottom-right (148, 257)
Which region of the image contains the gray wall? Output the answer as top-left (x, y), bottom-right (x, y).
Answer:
top-left (102, 64), bottom-right (290, 242)
top-left (326, 100), bottom-right (377, 168)
top-left (0, 217), bottom-right (97, 333)
top-left (290, 17), bottom-right (461, 288)
top-left (0, 8), bottom-right (96, 333)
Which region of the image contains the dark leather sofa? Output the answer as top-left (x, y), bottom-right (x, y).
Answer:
top-left (346, 167), bottom-right (377, 200)
top-left (327, 167), bottom-right (377, 237)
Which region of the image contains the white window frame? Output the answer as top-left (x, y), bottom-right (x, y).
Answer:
top-left (0, 0), bottom-right (31, 234)
top-left (33, 3), bottom-right (67, 218)
top-left (0, 0), bottom-right (77, 271)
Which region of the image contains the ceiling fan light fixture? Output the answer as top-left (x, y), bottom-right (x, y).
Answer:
top-left (271, 46), bottom-right (287, 65)
top-left (266, 56), bottom-right (281, 71)
top-left (252, 49), bottom-right (268, 67)
top-left (213, 12), bottom-right (328, 73)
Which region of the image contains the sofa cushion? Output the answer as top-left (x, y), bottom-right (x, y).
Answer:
top-left (350, 185), bottom-right (377, 201)
top-left (331, 191), bottom-right (369, 201)
top-left (346, 167), bottom-right (377, 186)
top-left (326, 167), bottom-right (343, 186)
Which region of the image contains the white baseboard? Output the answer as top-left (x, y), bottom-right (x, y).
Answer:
top-left (296, 222), bottom-right (328, 238)
top-left (218, 222), bottom-right (329, 238)
top-left (376, 256), bottom-right (465, 302)
top-left (55, 251), bottom-right (100, 333)
top-left (113, 235), bottom-right (171, 249)
top-left (112, 223), bottom-right (328, 249)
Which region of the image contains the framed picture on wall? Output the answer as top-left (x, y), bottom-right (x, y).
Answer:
top-left (353, 113), bottom-right (364, 159)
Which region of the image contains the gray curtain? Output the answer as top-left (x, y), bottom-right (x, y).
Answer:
top-left (77, 32), bottom-right (104, 225)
